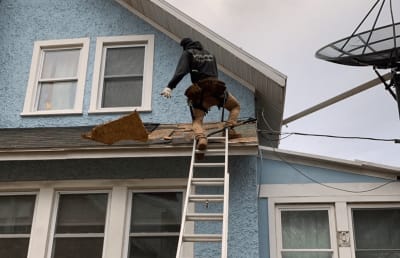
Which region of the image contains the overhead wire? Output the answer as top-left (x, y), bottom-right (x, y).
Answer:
top-left (257, 110), bottom-right (398, 194)
top-left (259, 130), bottom-right (400, 143)
top-left (270, 148), bottom-right (397, 193)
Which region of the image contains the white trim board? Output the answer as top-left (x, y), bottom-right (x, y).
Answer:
top-left (259, 146), bottom-right (400, 179)
top-left (0, 145), bottom-right (258, 161)
top-left (114, 0), bottom-right (287, 87)
top-left (260, 182), bottom-right (400, 199)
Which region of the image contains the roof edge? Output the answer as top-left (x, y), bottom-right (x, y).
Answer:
top-left (0, 144), bottom-right (258, 161)
top-left (115, 0), bottom-right (287, 86)
top-left (259, 146), bottom-right (400, 179)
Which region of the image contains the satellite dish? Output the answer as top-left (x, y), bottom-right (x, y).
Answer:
top-left (315, 0), bottom-right (400, 119)
top-left (316, 22), bottom-right (400, 69)
top-left (283, 0), bottom-right (400, 124)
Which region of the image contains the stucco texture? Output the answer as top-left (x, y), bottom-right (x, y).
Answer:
top-left (260, 158), bottom-right (390, 184)
top-left (0, 155), bottom-right (260, 257)
top-left (0, 0), bottom-right (255, 128)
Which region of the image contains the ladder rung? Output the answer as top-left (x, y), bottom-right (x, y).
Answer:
top-left (192, 178), bottom-right (224, 186)
top-left (194, 162), bottom-right (225, 168)
top-left (183, 234), bottom-right (222, 242)
top-left (196, 148), bottom-right (225, 154)
top-left (189, 194), bottom-right (224, 202)
top-left (186, 213), bottom-right (223, 221)
top-left (208, 136), bottom-right (226, 141)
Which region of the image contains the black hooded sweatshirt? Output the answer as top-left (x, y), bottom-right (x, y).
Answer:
top-left (167, 41), bottom-right (218, 90)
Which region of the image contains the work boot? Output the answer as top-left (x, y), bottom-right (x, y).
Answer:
top-left (196, 137), bottom-right (208, 150)
top-left (223, 122), bottom-right (242, 139)
top-left (223, 128), bottom-right (242, 139)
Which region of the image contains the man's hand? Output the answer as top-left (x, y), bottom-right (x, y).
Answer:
top-left (160, 87), bottom-right (172, 98)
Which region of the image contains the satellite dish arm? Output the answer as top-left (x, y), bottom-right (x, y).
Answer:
top-left (283, 72), bottom-right (391, 125)
top-left (373, 66), bottom-right (397, 99)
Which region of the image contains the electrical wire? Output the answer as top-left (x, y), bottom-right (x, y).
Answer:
top-left (259, 130), bottom-right (400, 143)
top-left (271, 148), bottom-right (397, 193)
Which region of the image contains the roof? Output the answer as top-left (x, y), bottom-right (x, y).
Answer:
top-left (116, 0), bottom-right (287, 144)
top-left (0, 122), bottom-right (258, 161)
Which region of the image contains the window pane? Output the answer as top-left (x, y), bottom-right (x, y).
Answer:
top-left (105, 47), bottom-right (145, 76)
top-left (55, 194), bottom-right (108, 234)
top-left (281, 210), bottom-right (331, 249)
top-left (42, 49), bottom-right (80, 79)
top-left (0, 238), bottom-right (30, 258)
top-left (355, 251), bottom-right (400, 258)
top-left (102, 77), bottom-right (143, 108)
top-left (128, 236), bottom-right (178, 258)
top-left (0, 195), bottom-right (35, 234)
top-left (131, 192), bottom-right (182, 233)
top-left (282, 252), bottom-right (332, 258)
top-left (52, 237), bottom-right (104, 258)
top-left (353, 208), bottom-right (400, 251)
top-left (38, 82), bottom-right (76, 110)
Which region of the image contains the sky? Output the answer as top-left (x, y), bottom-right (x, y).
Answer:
top-left (165, 0), bottom-right (400, 167)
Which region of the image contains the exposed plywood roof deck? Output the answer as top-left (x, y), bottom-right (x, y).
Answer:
top-left (0, 122), bottom-right (258, 161)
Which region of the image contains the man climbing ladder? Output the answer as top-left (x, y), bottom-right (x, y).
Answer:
top-left (161, 38), bottom-right (241, 150)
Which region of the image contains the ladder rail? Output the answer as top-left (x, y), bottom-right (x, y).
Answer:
top-left (176, 138), bottom-right (197, 258)
top-left (221, 129), bottom-right (229, 258)
top-left (176, 128), bottom-right (230, 258)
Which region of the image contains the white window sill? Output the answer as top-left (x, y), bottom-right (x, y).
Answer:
top-left (88, 107), bottom-right (151, 114)
top-left (20, 110), bottom-right (83, 116)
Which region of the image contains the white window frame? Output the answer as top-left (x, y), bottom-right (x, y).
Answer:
top-left (89, 35), bottom-right (154, 114)
top-left (275, 204), bottom-right (338, 258)
top-left (0, 192), bottom-right (37, 255)
top-left (348, 203), bottom-right (400, 258)
top-left (263, 181), bottom-right (400, 258)
top-left (22, 38), bottom-right (89, 116)
top-left (123, 189), bottom-right (186, 258)
top-left (47, 190), bottom-right (111, 258)
top-left (0, 179), bottom-right (188, 258)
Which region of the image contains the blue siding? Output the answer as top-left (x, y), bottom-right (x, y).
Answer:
top-left (259, 159), bottom-right (389, 184)
top-left (0, 0), bottom-right (254, 128)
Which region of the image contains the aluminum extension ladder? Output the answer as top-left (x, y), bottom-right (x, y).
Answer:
top-left (176, 128), bottom-right (230, 258)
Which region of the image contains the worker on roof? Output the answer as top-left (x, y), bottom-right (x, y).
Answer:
top-left (161, 38), bottom-right (241, 150)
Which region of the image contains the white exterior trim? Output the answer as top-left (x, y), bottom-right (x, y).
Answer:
top-left (22, 38), bottom-right (89, 116)
top-left (18, 178), bottom-right (187, 258)
top-left (274, 204), bottom-right (338, 258)
top-left (260, 182), bottom-right (400, 199)
top-left (259, 146), bottom-right (400, 179)
top-left (123, 189), bottom-right (192, 258)
top-left (265, 182), bottom-right (400, 258)
top-left (46, 190), bottom-right (111, 258)
top-left (89, 35), bottom-right (154, 113)
top-left (115, 0), bottom-right (286, 87)
top-left (0, 144), bottom-right (258, 161)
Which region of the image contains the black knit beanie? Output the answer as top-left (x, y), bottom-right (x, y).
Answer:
top-left (180, 38), bottom-right (193, 49)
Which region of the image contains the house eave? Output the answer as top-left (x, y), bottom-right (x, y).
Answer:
top-left (259, 146), bottom-right (400, 179)
top-left (0, 144), bottom-right (258, 161)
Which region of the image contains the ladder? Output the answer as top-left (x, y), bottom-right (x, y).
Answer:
top-left (176, 128), bottom-right (230, 258)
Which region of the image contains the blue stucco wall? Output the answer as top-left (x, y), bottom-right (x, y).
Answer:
top-left (0, 0), bottom-right (255, 128)
top-left (259, 158), bottom-right (389, 184)
top-left (0, 155), bottom-right (260, 257)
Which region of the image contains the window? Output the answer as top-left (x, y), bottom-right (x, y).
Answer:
top-left (276, 206), bottom-right (337, 258)
top-left (90, 35), bottom-right (154, 113)
top-left (351, 206), bottom-right (400, 258)
top-left (0, 194), bottom-right (36, 258)
top-left (50, 192), bottom-right (109, 258)
top-left (127, 191), bottom-right (182, 258)
top-left (22, 38), bottom-right (89, 115)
